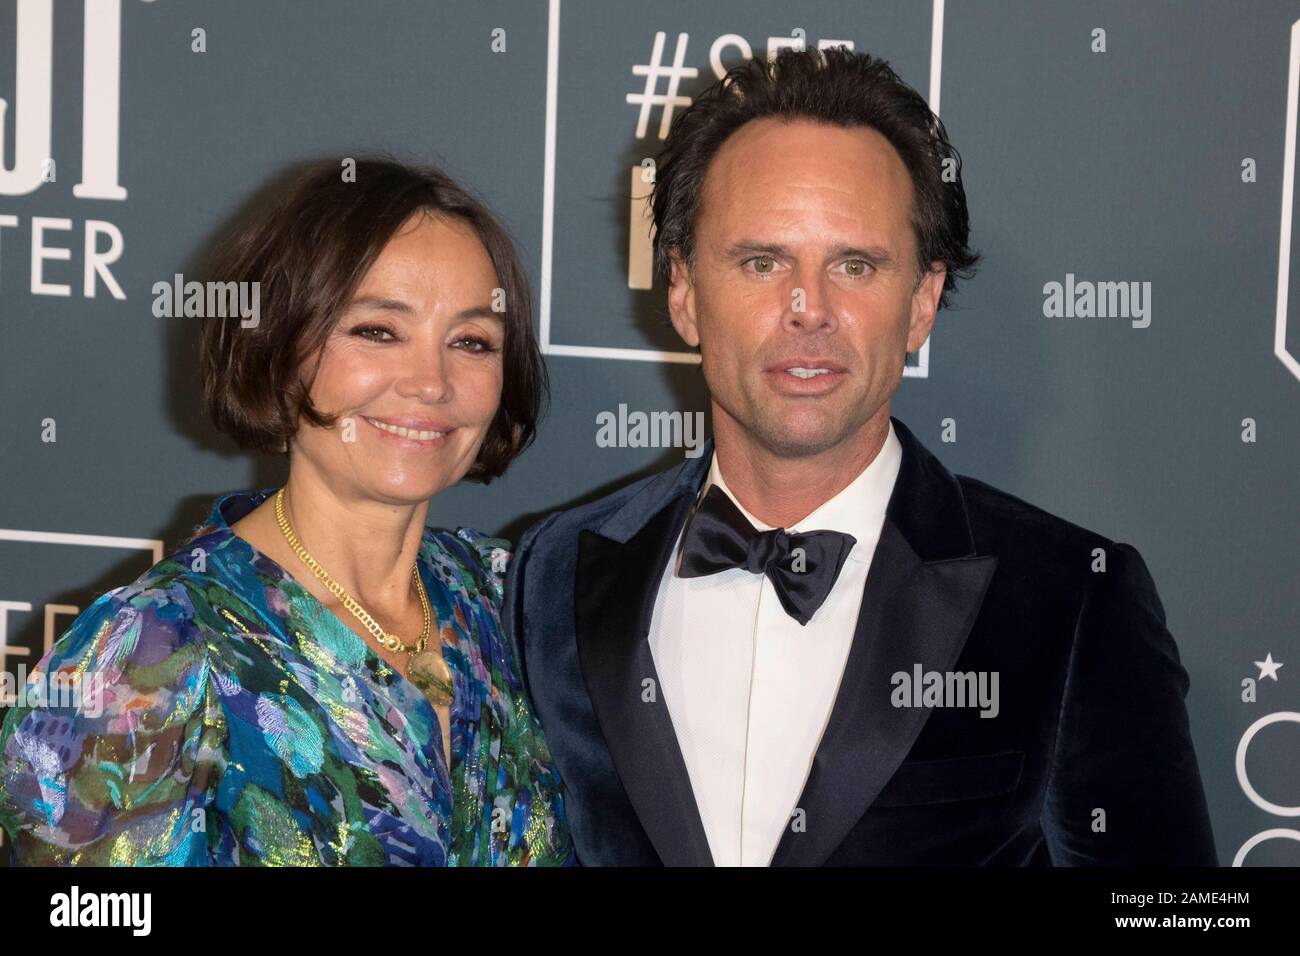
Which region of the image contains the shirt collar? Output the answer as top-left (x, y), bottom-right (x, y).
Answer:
top-left (701, 419), bottom-right (903, 563)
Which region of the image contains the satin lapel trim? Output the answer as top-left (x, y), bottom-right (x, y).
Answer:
top-left (574, 492), bottom-right (715, 866)
top-left (770, 516), bottom-right (998, 866)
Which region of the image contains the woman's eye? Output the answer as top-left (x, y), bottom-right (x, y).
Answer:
top-left (352, 325), bottom-right (396, 341)
top-left (453, 336), bottom-right (499, 354)
top-left (841, 259), bottom-right (874, 278)
top-left (745, 255), bottom-right (778, 275)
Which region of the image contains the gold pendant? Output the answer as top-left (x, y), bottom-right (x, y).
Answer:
top-left (406, 647), bottom-right (453, 706)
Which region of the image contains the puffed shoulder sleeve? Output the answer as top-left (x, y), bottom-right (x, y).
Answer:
top-left (0, 585), bottom-right (227, 866)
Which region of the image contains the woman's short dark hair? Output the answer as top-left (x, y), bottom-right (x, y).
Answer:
top-left (651, 47), bottom-right (979, 310)
top-left (199, 155), bottom-right (546, 483)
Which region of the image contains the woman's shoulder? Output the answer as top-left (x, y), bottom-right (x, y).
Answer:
top-left (420, 526), bottom-right (512, 603)
top-left (24, 525), bottom-right (248, 689)
top-left (34, 576), bottom-right (208, 690)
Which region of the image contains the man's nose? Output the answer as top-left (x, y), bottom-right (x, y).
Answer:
top-left (782, 268), bottom-right (837, 334)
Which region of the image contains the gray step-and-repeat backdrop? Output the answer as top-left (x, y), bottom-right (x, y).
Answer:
top-left (1, 0), bottom-right (1297, 867)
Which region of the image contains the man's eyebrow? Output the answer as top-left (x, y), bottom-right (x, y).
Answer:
top-left (720, 240), bottom-right (897, 266)
top-left (829, 244), bottom-right (896, 265)
top-left (348, 297), bottom-right (504, 321)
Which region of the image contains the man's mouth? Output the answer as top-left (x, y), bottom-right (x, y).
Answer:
top-left (764, 359), bottom-right (848, 393)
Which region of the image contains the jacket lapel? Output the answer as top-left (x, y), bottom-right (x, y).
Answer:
top-left (770, 417), bottom-right (999, 866)
top-left (574, 458), bottom-right (715, 866)
top-left (571, 417), bottom-right (997, 867)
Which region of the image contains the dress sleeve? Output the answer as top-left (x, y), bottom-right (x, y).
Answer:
top-left (446, 529), bottom-right (574, 866)
top-left (0, 585), bottom-right (226, 866)
top-left (455, 528), bottom-right (512, 606)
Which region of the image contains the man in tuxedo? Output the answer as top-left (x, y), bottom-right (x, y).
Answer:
top-left (504, 47), bottom-right (1217, 865)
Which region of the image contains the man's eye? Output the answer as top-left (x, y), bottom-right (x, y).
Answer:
top-left (745, 255), bottom-right (778, 275)
top-left (353, 326), bottom-right (396, 341)
top-left (841, 259), bottom-right (874, 278)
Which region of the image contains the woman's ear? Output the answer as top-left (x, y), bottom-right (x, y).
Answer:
top-left (666, 251), bottom-right (701, 348)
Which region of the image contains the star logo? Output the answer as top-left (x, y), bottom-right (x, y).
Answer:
top-left (1253, 653), bottom-right (1284, 682)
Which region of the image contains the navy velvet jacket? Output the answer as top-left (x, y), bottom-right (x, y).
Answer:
top-left (503, 416), bottom-right (1218, 866)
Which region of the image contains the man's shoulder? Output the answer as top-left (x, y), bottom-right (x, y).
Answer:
top-left (520, 470), bottom-right (670, 546)
top-left (954, 472), bottom-right (1116, 561)
top-left (516, 468), bottom-right (676, 555)
top-left (947, 472), bottom-right (1158, 606)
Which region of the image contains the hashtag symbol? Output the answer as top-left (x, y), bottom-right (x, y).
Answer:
top-left (627, 32), bottom-right (699, 140)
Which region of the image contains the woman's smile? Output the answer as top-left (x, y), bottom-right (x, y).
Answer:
top-left (362, 414), bottom-right (455, 446)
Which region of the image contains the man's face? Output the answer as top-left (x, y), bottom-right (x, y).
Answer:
top-left (668, 118), bottom-right (946, 460)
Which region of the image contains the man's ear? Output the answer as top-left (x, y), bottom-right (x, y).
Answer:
top-left (907, 261), bottom-right (946, 353)
top-left (666, 250), bottom-right (701, 348)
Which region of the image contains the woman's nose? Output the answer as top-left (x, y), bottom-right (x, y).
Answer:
top-left (396, 352), bottom-right (453, 403)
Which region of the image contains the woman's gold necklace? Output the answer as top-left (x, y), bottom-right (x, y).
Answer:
top-left (274, 487), bottom-right (453, 706)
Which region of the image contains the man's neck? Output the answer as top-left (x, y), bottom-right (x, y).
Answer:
top-left (711, 411), bottom-right (892, 529)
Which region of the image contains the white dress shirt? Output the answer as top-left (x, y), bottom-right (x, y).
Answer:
top-left (647, 420), bottom-right (903, 866)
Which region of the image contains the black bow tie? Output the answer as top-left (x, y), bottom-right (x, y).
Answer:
top-left (677, 485), bottom-right (857, 626)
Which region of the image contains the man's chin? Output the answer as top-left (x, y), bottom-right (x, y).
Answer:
top-left (748, 423), bottom-right (858, 460)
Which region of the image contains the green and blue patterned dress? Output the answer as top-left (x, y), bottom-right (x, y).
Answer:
top-left (0, 489), bottom-right (573, 866)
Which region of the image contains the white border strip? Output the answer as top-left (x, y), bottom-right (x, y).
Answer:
top-left (0, 529), bottom-right (163, 563)
top-left (1275, 19), bottom-right (1300, 383)
top-left (539, 0), bottom-right (561, 357)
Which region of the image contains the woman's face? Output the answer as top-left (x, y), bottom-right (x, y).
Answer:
top-left (291, 212), bottom-right (506, 506)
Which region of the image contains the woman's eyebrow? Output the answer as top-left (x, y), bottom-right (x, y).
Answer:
top-left (455, 305), bottom-right (506, 323)
top-left (351, 296), bottom-right (415, 314)
top-left (348, 297), bottom-right (504, 322)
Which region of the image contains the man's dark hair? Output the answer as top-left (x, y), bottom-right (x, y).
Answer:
top-left (199, 155), bottom-right (546, 483)
top-left (651, 47), bottom-right (979, 309)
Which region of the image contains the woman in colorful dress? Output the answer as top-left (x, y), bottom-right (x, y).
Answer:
top-left (0, 157), bottom-right (572, 866)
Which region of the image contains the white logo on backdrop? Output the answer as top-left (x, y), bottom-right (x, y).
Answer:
top-left (537, 0), bottom-right (946, 375)
top-left (0, 0), bottom-right (125, 198)
top-left (0, 0), bottom-right (127, 301)
top-left (1272, 18), bottom-right (1300, 383)
top-left (1233, 710), bottom-right (1300, 865)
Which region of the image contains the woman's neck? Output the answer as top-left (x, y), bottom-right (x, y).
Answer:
top-left (234, 466), bottom-right (431, 618)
